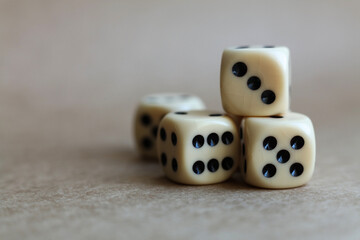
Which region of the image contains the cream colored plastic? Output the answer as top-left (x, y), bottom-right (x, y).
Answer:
top-left (241, 112), bottom-right (316, 189)
top-left (157, 110), bottom-right (239, 185)
top-left (220, 46), bottom-right (290, 116)
top-left (134, 93), bottom-right (206, 158)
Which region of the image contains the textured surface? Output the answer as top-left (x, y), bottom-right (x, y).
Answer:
top-left (1, 0), bottom-right (360, 239)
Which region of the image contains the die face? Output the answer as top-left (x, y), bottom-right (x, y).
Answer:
top-left (134, 93), bottom-right (206, 158)
top-left (156, 118), bottom-right (184, 183)
top-left (134, 105), bottom-right (168, 158)
top-left (182, 113), bottom-right (239, 185)
top-left (220, 46), bottom-right (290, 116)
top-left (242, 112), bottom-right (316, 189)
top-left (239, 123), bottom-right (246, 175)
top-left (157, 110), bottom-right (239, 185)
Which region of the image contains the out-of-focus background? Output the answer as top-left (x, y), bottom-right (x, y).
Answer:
top-left (1, 1), bottom-right (359, 239)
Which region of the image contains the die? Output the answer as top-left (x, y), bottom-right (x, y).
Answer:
top-left (220, 45), bottom-right (290, 116)
top-left (240, 112), bottom-right (316, 189)
top-left (134, 93), bottom-right (206, 158)
top-left (156, 110), bottom-right (240, 185)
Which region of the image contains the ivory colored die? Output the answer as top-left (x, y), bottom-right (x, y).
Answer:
top-left (134, 93), bottom-right (205, 158)
top-left (220, 45), bottom-right (290, 116)
top-left (156, 110), bottom-right (239, 185)
top-left (240, 112), bottom-right (315, 189)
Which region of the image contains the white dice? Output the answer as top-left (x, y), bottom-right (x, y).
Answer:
top-left (240, 112), bottom-right (316, 189)
top-left (156, 110), bottom-right (240, 185)
top-left (220, 46), bottom-right (290, 116)
top-left (134, 93), bottom-right (205, 158)
top-left (133, 45), bottom-right (316, 189)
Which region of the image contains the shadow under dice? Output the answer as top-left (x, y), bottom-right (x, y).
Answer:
top-left (220, 45), bottom-right (290, 116)
top-left (157, 110), bottom-right (240, 185)
top-left (134, 93), bottom-right (206, 159)
top-left (241, 112), bottom-right (315, 189)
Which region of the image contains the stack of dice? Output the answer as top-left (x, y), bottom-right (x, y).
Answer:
top-left (134, 46), bottom-right (316, 189)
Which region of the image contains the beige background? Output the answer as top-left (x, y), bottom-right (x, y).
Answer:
top-left (1, 0), bottom-right (360, 239)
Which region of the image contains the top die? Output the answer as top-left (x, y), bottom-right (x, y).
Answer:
top-left (220, 45), bottom-right (290, 116)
